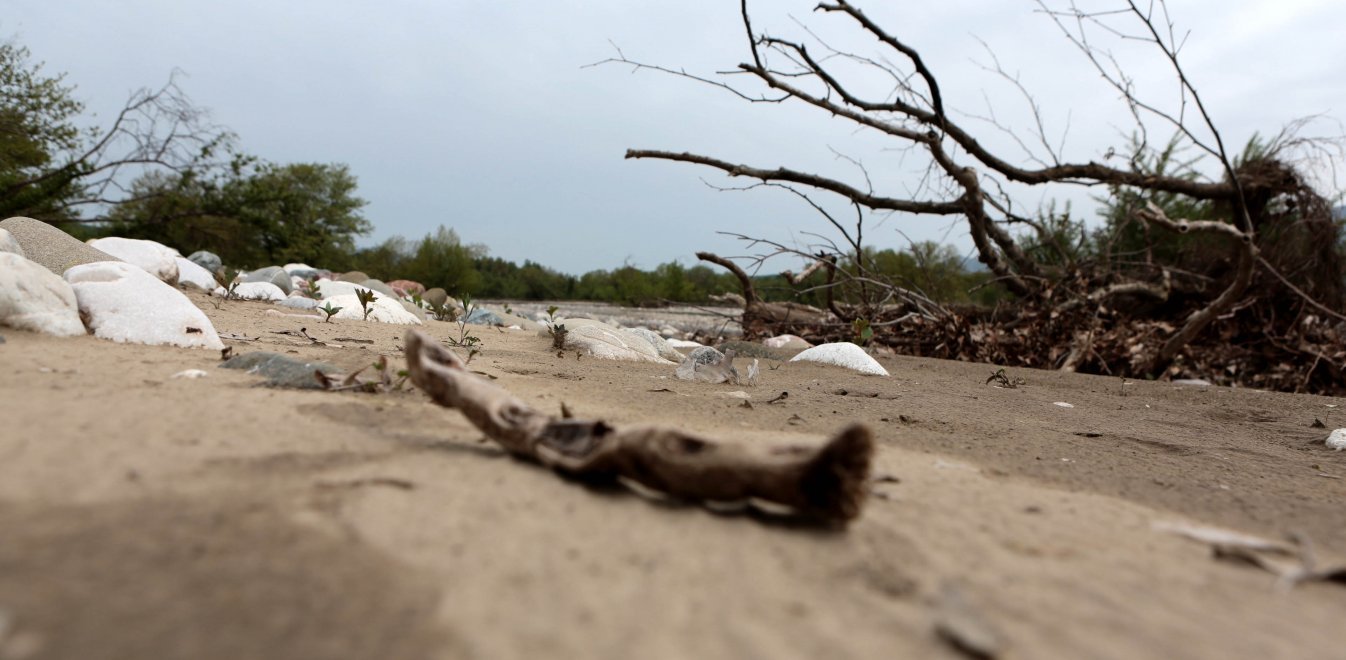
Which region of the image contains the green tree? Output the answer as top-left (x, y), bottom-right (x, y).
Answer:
top-left (0, 42), bottom-right (84, 217)
top-left (0, 41), bottom-right (227, 224)
top-left (107, 158), bottom-right (371, 268)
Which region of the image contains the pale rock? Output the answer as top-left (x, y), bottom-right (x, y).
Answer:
top-left (312, 279), bottom-right (376, 299)
top-left (764, 334), bottom-right (813, 351)
top-left (283, 263), bottom-right (317, 275)
top-left (324, 293), bottom-right (423, 325)
top-left (556, 318), bottom-right (675, 364)
top-left (233, 281), bottom-right (287, 301)
top-left (666, 338), bottom-right (703, 349)
top-left (87, 237), bottom-right (180, 284)
top-left (789, 342), bottom-right (889, 376)
top-left (175, 257), bottom-right (219, 290)
top-left (0, 228), bottom-right (24, 257)
top-left (277, 296), bottom-right (319, 310)
top-left (64, 261), bottom-right (224, 349)
top-left (626, 327), bottom-right (687, 362)
top-left (171, 369), bottom-right (209, 379)
top-left (1327, 428), bottom-right (1346, 451)
top-left (0, 252), bottom-right (85, 336)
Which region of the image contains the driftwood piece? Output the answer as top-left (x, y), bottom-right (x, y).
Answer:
top-left (404, 329), bottom-right (873, 522)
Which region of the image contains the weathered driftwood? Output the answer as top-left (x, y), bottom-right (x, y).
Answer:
top-left (404, 329), bottom-right (873, 522)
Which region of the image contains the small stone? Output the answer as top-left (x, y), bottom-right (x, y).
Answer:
top-left (465, 307), bottom-right (504, 326)
top-left (277, 296), bottom-right (319, 310)
top-left (232, 281), bottom-right (287, 301)
top-left (337, 270), bottom-right (369, 283)
top-left (171, 369), bottom-right (209, 379)
top-left (220, 352), bottom-right (338, 389)
top-left (764, 334), bottom-right (813, 350)
top-left (187, 250), bottom-right (223, 273)
top-left (422, 287), bottom-right (449, 308)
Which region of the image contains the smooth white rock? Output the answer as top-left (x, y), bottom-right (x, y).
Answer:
top-left (666, 338), bottom-right (703, 349)
top-left (64, 261), bottom-right (224, 349)
top-left (557, 319), bottom-right (675, 364)
top-left (1328, 428), bottom-right (1346, 451)
top-left (0, 252), bottom-right (85, 336)
top-left (171, 369), bottom-right (209, 379)
top-left (232, 281), bottom-right (287, 301)
top-left (625, 327), bottom-right (687, 362)
top-left (0, 228), bottom-right (24, 257)
top-left (324, 293), bottom-right (423, 325)
top-left (87, 237), bottom-right (180, 284)
top-left (175, 256), bottom-right (219, 290)
top-left (312, 278), bottom-right (379, 299)
top-left (283, 263), bottom-right (316, 274)
top-left (789, 342), bottom-right (889, 376)
top-left (764, 334), bottom-right (813, 350)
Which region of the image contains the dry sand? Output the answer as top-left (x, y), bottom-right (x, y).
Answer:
top-left (1, 292), bottom-right (1344, 660)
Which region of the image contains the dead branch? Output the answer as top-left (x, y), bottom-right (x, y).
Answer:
top-left (404, 329), bottom-right (873, 522)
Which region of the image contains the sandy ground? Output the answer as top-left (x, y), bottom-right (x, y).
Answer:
top-left (1, 292), bottom-right (1344, 660)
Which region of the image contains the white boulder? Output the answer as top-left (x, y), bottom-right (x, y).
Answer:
top-left (0, 252), bottom-right (85, 336)
top-left (0, 228), bottom-right (24, 257)
top-left (789, 342), bottom-right (889, 376)
top-left (625, 326), bottom-right (687, 362)
top-left (87, 237), bottom-right (180, 284)
top-left (552, 319), bottom-right (675, 364)
top-left (64, 261), bottom-right (224, 349)
top-left (324, 293), bottom-right (423, 325)
top-left (1328, 429), bottom-right (1346, 451)
top-left (232, 281), bottom-right (287, 301)
top-left (175, 256), bottom-right (219, 290)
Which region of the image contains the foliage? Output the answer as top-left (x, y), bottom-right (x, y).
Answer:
top-left (104, 157), bottom-right (372, 269)
top-left (355, 288), bottom-right (377, 321)
top-left (0, 40), bottom-right (228, 224)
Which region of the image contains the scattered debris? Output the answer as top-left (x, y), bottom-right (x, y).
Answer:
top-left (315, 355), bottom-right (406, 393)
top-left (1154, 521), bottom-right (1346, 589)
top-left (985, 368), bottom-right (1025, 389)
top-left (218, 332), bottom-right (257, 341)
top-left (333, 337), bottom-right (375, 344)
top-left (766, 391), bottom-right (789, 404)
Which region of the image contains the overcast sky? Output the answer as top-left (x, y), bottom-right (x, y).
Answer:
top-left (5, 1), bottom-right (1344, 274)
